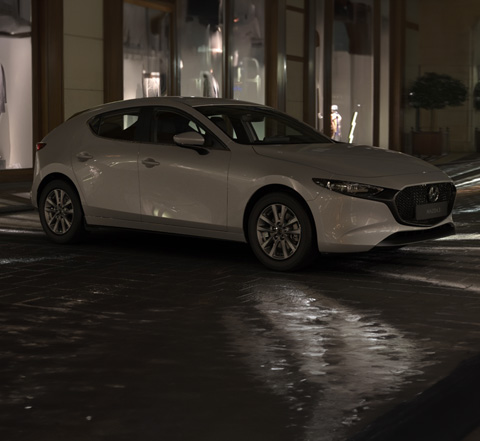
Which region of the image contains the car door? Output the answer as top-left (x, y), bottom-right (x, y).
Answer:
top-left (138, 108), bottom-right (230, 231)
top-left (72, 108), bottom-right (144, 221)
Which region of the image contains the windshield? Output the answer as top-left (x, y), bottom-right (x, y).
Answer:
top-left (194, 105), bottom-right (333, 145)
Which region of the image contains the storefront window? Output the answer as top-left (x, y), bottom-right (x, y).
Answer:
top-left (332, 0), bottom-right (373, 144)
top-left (403, 0), bottom-right (419, 149)
top-left (123, 1), bottom-right (171, 99)
top-left (379, 0), bottom-right (389, 148)
top-left (177, 0), bottom-right (224, 97)
top-left (405, 0), bottom-right (479, 153)
top-left (231, 0), bottom-right (265, 104)
top-left (0, 0), bottom-right (32, 170)
top-left (315, 0), bottom-right (325, 132)
top-left (473, 20), bottom-right (480, 148)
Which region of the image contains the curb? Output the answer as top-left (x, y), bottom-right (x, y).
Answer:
top-left (347, 353), bottom-right (480, 441)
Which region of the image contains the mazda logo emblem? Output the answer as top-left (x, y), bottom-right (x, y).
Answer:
top-left (428, 185), bottom-right (440, 203)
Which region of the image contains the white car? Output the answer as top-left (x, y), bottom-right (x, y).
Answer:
top-left (31, 97), bottom-right (456, 271)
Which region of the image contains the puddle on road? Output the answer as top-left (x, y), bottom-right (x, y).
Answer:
top-left (224, 281), bottom-right (433, 441)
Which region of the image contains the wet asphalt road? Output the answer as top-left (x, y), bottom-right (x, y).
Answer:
top-left (0, 172), bottom-right (479, 440)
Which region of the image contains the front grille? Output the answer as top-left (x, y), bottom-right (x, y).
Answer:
top-left (394, 182), bottom-right (456, 226)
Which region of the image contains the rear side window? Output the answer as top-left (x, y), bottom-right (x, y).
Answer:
top-left (90, 110), bottom-right (140, 141)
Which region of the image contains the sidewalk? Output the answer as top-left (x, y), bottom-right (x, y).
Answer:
top-left (0, 181), bottom-right (33, 214)
top-left (430, 152), bottom-right (480, 186)
top-left (348, 353), bottom-right (480, 441)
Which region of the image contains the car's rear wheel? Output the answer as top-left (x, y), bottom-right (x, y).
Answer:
top-left (39, 180), bottom-right (85, 244)
top-left (247, 192), bottom-right (316, 271)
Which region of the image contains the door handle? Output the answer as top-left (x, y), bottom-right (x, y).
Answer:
top-left (142, 158), bottom-right (160, 168)
top-left (76, 152), bottom-right (93, 162)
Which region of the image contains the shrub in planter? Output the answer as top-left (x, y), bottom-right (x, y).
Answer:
top-left (408, 72), bottom-right (468, 131)
top-left (474, 81), bottom-right (480, 111)
top-left (408, 72), bottom-right (467, 155)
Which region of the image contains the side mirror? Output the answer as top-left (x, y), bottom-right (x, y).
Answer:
top-left (173, 131), bottom-right (205, 147)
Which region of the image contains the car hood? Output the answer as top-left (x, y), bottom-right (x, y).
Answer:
top-left (252, 143), bottom-right (445, 179)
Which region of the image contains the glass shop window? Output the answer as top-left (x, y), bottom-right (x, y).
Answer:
top-left (176, 0), bottom-right (265, 103)
top-left (474, 21), bottom-right (480, 147)
top-left (177, 0), bottom-right (224, 97)
top-left (315, 0), bottom-right (326, 133)
top-left (0, 0), bottom-right (32, 170)
top-left (231, 0), bottom-right (265, 104)
top-left (123, 1), bottom-right (172, 99)
top-left (332, 0), bottom-right (373, 145)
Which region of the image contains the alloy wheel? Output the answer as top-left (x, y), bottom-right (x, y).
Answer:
top-left (256, 203), bottom-right (302, 260)
top-left (44, 188), bottom-right (75, 235)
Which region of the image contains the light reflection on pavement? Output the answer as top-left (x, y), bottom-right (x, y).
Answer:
top-left (224, 283), bottom-right (429, 440)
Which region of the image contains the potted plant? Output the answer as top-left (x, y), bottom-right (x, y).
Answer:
top-left (408, 72), bottom-right (467, 155)
top-left (475, 82), bottom-right (480, 151)
top-left (474, 81), bottom-right (480, 111)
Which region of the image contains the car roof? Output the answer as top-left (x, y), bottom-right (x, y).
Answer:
top-left (117, 96), bottom-right (260, 107)
top-left (73, 97), bottom-right (269, 118)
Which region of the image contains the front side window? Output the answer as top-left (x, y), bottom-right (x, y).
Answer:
top-left (207, 114), bottom-right (238, 140)
top-left (152, 110), bottom-right (196, 144)
top-left (152, 108), bottom-right (228, 150)
top-left (196, 106), bottom-right (333, 145)
top-left (90, 110), bottom-right (140, 141)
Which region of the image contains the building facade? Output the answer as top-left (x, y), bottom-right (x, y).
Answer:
top-left (0, 0), bottom-right (479, 183)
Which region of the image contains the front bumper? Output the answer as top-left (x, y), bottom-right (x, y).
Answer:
top-left (377, 222), bottom-right (456, 247)
top-left (308, 191), bottom-right (456, 253)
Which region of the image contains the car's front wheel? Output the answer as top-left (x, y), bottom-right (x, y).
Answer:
top-left (247, 192), bottom-right (317, 271)
top-left (38, 180), bottom-right (85, 244)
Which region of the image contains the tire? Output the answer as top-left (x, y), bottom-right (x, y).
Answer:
top-left (38, 179), bottom-right (85, 244)
top-left (247, 192), bottom-right (317, 271)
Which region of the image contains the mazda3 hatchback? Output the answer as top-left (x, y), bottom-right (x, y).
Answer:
top-left (31, 97), bottom-right (456, 271)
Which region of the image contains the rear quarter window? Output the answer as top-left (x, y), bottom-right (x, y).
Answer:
top-left (89, 110), bottom-right (140, 141)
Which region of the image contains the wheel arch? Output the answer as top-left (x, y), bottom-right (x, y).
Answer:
top-left (242, 184), bottom-right (317, 245)
top-left (36, 173), bottom-right (81, 208)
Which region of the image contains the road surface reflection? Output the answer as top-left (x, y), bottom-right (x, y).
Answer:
top-left (224, 282), bottom-right (431, 440)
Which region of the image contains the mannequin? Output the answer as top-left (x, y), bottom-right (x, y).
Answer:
top-left (331, 104), bottom-right (342, 141)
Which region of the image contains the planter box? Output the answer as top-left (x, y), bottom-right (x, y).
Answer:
top-left (411, 131), bottom-right (443, 156)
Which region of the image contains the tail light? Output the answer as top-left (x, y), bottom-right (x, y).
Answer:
top-left (36, 142), bottom-right (46, 151)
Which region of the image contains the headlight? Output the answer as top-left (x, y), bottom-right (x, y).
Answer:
top-left (313, 178), bottom-right (385, 199)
